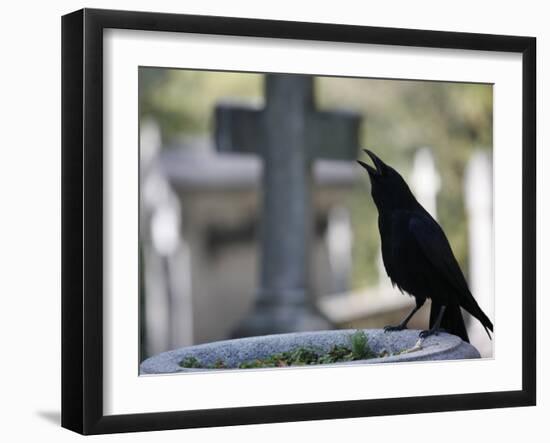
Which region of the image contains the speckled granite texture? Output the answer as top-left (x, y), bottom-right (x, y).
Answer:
top-left (140, 329), bottom-right (480, 375)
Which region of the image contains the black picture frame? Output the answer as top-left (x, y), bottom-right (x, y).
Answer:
top-left (61, 8), bottom-right (536, 435)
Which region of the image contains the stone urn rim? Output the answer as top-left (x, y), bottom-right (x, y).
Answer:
top-left (140, 329), bottom-right (481, 375)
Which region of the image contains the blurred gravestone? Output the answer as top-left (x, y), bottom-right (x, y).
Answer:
top-left (411, 147), bottom-right (441, 220)
top-left (161, 144), bottom-right (359, 346)
top-left (140, 120), bottom-right (194, 356)
top-left (465, 150), bottom-right (494, 357)
top-left (326, 206), bottom-right (353, 294)
top-left (215, 74), bottom-right (361, 336)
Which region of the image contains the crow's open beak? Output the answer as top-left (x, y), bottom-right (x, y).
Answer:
top-left (357, 149), bottom-right (385, 177)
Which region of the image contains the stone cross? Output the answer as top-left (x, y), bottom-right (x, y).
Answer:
top-left (215, 74), bottom-right (361, 337)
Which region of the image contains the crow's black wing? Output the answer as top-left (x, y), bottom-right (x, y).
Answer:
top-left (408, 215), bottom-right (471, 301)
top-left (409, 215), bottom-right (493, 336)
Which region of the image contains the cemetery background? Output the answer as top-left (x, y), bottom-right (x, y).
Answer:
top-left (139, 67), bottom-right (494, 363)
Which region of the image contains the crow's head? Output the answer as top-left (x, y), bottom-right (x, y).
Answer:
top-left (357, 149), bottom-right (417, 211)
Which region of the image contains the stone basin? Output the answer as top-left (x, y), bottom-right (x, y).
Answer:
top-left (139, 329), bottom-right (480, 375)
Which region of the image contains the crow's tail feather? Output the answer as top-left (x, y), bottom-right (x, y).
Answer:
top-left (430, 302), bottom-right (469, 343)
top-left (462, 294), bottom-right (493, 340)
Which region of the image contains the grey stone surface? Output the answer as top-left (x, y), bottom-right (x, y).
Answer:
top-left (161, 147), bottom-right (359, 190)
top-left (140, 329), bottom-right (481, 375)
top-left (215, 74), bottom-right (361, 337)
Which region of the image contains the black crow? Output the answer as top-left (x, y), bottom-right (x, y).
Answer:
top-left (357, 149), bottom-right (493, 343)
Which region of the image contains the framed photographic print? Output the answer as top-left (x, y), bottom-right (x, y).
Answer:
top-left (61, 8), bottom-right (536, 435)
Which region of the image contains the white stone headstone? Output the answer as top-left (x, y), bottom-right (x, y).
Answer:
top-left (411, 147), bottom-right (441, 220)
top-left (140, 120), bottom-right (194, 355)
top-left (326, 206), bottom-right (352, 293)
top-left (464, 150), bottom-right (494, 357)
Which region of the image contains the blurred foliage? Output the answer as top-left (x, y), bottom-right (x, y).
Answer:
top-left (139, 68), bottom-right (492, 290)
top-left (139, 69), bottom-right (263, 140)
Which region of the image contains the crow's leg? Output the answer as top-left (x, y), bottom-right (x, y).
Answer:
top-left (384, 299), bottom-right (425, 332)
top-left (419, 305), bottom-right (447, 339)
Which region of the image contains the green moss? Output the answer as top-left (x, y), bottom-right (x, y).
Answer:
top-left (350, 330), bottom-right (376, 359)
top-left (213, 359), bottom-right (227, 369)
top-left (179, 331), bottom-right (389, 370)
top-left (180, 356), bottom-right (202, 368)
